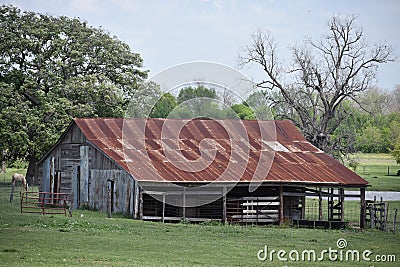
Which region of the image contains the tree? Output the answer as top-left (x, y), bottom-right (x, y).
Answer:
top-left (244, 90), bottom-right (273, 120)
top-left (356, 125), bottom-right (383, 153)
top-left (392, 142), bottom-right (400, 165)
top-left (177, 85), bottom-right (217, 104)
top-left (239, 15), bottom-right (394, 155)
top-left (150, 93), bottom-right (178, 118)
top-left (176, 86), bottom-right (219, 118)
top-left (231, 104), bottom-right (256, 120)
top-left (388, 84), bottom-right (400, 113)
top-left (0, 5), bottom-right (147, 181)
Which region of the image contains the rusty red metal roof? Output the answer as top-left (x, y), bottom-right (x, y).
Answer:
top-left (74, 118), bottom-right (368, 186)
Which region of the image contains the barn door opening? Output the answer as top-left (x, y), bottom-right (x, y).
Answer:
top-left (107, 180), bottom-right (115, 214)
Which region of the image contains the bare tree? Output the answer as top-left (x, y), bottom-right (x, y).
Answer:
top-left (239, 15), bottom-right (395, 154)
top-left (388, 84), bottom-right (400, 113)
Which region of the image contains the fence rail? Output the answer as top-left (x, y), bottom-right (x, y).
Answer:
top-left (20, 191), bottom-right (69, 216)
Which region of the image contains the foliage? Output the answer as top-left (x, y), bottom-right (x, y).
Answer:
top-left (150, 93), bottom-right (178, 118)
top-left (392, 142), bottom-right (400, 165)
top-left (177, 85), bottom-right (217, 104)
top-left (0, 5), bottom-right (147, 177)
top-left (175, 86), bottom-right (219, 118)
top-left (125, 82), bottom-right (162, 118)
top-left (230, 104), bottom-right (255, 120)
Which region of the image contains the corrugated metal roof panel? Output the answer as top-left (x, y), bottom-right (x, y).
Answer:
top-left (74, 118), bottom-right (368, 186)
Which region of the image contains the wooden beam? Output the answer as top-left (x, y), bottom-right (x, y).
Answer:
top-left (182, 187), bottom-right (186, 220)
top-left (339, 188), bottom-right (345, 222)
top-left (360, 187), bottom-right (366, 230)
top-left (222, 187), bottom-right (227, 224)
top-left (301, 195), bottom-right (306, 220)
top-left (328, 188), bottom-right (334, 221)
top-left (318, 187), bottom-right (322, 221)
top-left (133, 182), bottom-right (140, 219)
top-left (139, 187), bottom-right (143, 220)
top-left (162, 194), bottom-right (166, 223)
top-left (279, 186), bottom-right (283, 225)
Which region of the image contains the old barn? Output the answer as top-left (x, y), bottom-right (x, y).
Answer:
top-left (37, 118), bottom-right (368, 227)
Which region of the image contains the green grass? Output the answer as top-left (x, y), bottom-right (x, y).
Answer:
top-left (347, 153), bottom-right (400, 191)
top-left (1, 169), bottom-right (400, 266)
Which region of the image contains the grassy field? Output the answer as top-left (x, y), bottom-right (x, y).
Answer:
top-left (347, 153), bottom-right (400, 192)
top-left (1, 170), bottom-right (400, 266)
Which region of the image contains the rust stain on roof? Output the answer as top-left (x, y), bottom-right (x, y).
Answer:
top-left (74, 118), bottom-right (368, 186)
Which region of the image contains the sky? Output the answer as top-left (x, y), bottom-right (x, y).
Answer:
top-left (3, 0), bottom-right (400, 90)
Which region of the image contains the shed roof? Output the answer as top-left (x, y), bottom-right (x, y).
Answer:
top-left (74, 118), bottom-right (367, 186)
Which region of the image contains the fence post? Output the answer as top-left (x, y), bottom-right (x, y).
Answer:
top-left (393, 209), bottom-right (398, 234)
top-left (42, 193), bottom-right (45, 215)
top-left (360, 188), bottom-right (366, 230)
top-left (383, 203), bottom-right (388, 232)
top-left (10, 183), bottom-right (15, 203)
top-left (20, 191), bottom-right (23, 213)
top-left (369, 205), bottom-right (375, 229)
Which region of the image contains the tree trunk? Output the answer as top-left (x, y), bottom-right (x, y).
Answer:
top-left (26, 156), bottom-right (37, 186)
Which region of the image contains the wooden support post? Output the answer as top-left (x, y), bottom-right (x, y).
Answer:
top-left (393, 209), bottom-right (398, 234)
top-left (182, 187), bottom-right (186, 220)
top-left (133, 183), bottom-right (140, 219)
top-left (360, 187), bottom-right (366, 230)
top-left (339, 188), bottom-right (345, 222)
top-left (301, 194), bottom-right (306, 220)
top-left (222, 187), bottom-right (227, 224)
top-left (279, 186), bottom-right (283, 225)
top-left (162, 194), bottom-right (166, 223)
top-left (139, 188), bottom-right (143, 220)
top-left (328, 188), bottom-right (333, 221)
top-left (318, 187), bottom-right (322, 221)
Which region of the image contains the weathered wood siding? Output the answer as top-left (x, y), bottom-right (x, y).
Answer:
top-left (38, 123), bottom-right (138, 217)
top-left (90, 169), bottom-right (136, 216)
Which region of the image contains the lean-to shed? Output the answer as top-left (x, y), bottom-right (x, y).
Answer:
top-left (37, 118), bottom-right (368, 227)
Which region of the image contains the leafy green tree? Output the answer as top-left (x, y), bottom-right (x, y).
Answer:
top-left (0, 5), bottom-right (147, 180)
top-left (150, 93), bottom-right (178, 118)
top-left (177, 86), bottom-right (217, 104)
top-left (392, 142), bottom-right (400, 165)
top-left (231, 104), bottom-right (256, 120)
top-left (356, 125), bottom-right (384, 153)
top-left (176, 86), bottom-right (220, 118)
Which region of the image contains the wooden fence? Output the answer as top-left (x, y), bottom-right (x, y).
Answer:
top-left (366, 200), bottom-right (398, 233)
top-left (20, 191), bottom-right (69, 216)
top-left (226, 196), bottom-right (280, 224)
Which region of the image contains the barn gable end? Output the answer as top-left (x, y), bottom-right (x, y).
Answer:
top-left (37, 121), bottom-right (138, 217)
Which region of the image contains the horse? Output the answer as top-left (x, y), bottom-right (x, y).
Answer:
top-left (11, 173), bottom-right (28, 191)
top-left (10, 173), bottom-right (28, 203)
